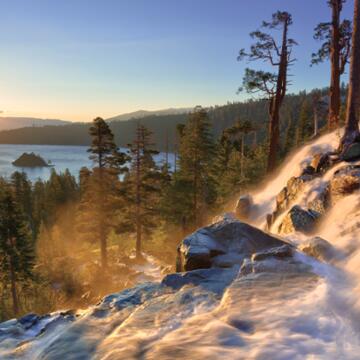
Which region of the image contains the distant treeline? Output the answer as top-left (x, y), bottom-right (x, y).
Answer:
top-left (0, 87), bottom-right (343, 151)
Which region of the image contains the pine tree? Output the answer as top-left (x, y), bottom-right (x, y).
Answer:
top-left (312, 0), bottom-right (352, 129)
top-left (295, 99), bottom-right (313, 145)
top-left (177, 106), bottom-right (217, 227)
top-left (10, 172), bottom-right (35, 241)
top-left (341, 0), bottom-right (360, 148)
top-left (125, 124), bottom-right (161, 258)
top-left (0, 185), bottom-right (35, 315)
top-left (238, 11), bottom-right (297, 172)
top-left (78, 117), bottom-right (128, 268)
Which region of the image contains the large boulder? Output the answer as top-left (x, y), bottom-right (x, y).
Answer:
top-left (176, 218), bottom-right (287, 272)
top-left (342, 142), bottom-right (360, 161)
top-left (330, 165), bottom-right (360, 202)
top-left (308, 186), bottom-right (330, 215)
top-left (299, 237), bottom-right (337, 262)
top-left (278, 205), bottom-right (320, 235)
top-left (276, 175), bottom-right (313, 213)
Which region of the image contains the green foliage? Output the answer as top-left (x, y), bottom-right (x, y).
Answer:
top-left (176, 107), bottom-right (217, 227)
top-left (78, 117), bottom-right (128, 267)
top-left (124, 124), bottom-right (162, 255)
top-left (0, 184), bottom-right (35, 315)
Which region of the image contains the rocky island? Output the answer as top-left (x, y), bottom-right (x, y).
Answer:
top-left (12, 152), bottom-right (50, 167)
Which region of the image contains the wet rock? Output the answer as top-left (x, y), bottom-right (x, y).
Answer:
top-left (251, 244), bottom-right (293, 261)
top-left (301, 165), bottom-right (316, 176)
top-left (240, 257), bottom-right (313, 276)
top-left (342, 142), bottom-right (360, 161)
top-left (308, 186), bottom-right (330, 215)
top-left (211, 212), bottom-right (236, 224)
top-left (299, 237), bottom-right (336, 262)
top-left (276, 175), bottom-right (313, 214)
top-left (235, 194), bottom-right (253, 219)
top-left (162, 267), bottom-right (238, 293)
top-left (276, 187), bottom-right (288, 212)
top-left (211, 253), bottom-right (245, 268)
top-left (310, 153), bottom-right (330, 173)
top-left (278, 205), bottom-right (320, 235)
top-left (330, 165), bottom-right (360, 202)
top-left (18, 313), bottom-right (39, 330)
top-left (177, 218), bottom-right (287, 272)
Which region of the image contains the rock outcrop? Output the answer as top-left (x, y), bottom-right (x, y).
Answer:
top-left (329, 165), bottom-right (360, 202)
top-left (342, 142), bottom-right (360, 161)
top-left (176, 218), bottom-right (288, 272)
top-left (299, 237), bottom-right (336, 262)
top-left (278, 205), bottom-right (320, 235)
top-left (235, 194), bottom-right (253, 219)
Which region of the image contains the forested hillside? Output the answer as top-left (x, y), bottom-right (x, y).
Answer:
top-left (0, 87), bottom-right (342, 151)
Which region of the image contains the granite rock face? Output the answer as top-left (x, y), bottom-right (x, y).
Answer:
top-left (278, 205), bottom-right (320, 235)
top-left (176, 218), bottom-right (287, 272)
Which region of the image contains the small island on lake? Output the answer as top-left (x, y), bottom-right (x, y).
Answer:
top-left (12, 152), bottom-right (51, 167)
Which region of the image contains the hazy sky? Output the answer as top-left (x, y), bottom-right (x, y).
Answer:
top-left (0, 0), bottom-right (354, 121)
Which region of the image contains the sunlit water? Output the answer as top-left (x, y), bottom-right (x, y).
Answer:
top-left (0, 144), bottom-right (173, 181)
top-left (2, 131), bottom-right (360, 359)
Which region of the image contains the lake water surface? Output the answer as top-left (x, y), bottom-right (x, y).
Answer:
top-left (0, 144), bottom-right (172, 182)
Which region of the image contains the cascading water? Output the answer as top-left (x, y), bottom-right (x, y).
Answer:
top-left (1, 130), bottom-right (360, 359)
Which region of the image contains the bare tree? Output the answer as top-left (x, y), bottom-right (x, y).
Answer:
top-left (312, 0), bottom-right (352, 130)
top-left (238, 11), bottom-right (297, 172)
top-left (341, 0), bottom-right (360, 148)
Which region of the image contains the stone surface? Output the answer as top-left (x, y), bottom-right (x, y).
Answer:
top-left (177, 218), bottom-right (287, 272)
top-left (342, 142), bottom-right (360, 161)
top-left (330, 165), bottom-right (360, 202)
top-left (162, 267), bottom-right (238, 293)
top-left (308, 186), bottom-right (330, 215)
top-left (240, 257), bottom-right (313, 276)
top-left (278, 205), bottom-right (320, 235)
top-left (251, 244), bottom-right (293, 262)
top-left (275, 175), bottom-right (313, 214)
top-left (235, 194), bottom-right (253, 219)
top-left (299, 237), bottom-right (337, 262)
top-left (310, 153), bottom-right (330, 173)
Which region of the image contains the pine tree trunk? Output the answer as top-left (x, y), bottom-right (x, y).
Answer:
top-left (341, 0), bottom-right (360, 147)
top-left (267, 16), bottom-right (289, 173)
top-left (135, 133), bottom-right (142, 259)
top-left (9, 255), bottom-right (19, 316)
top-left (267, 108), bottom-right (280, 172)
top-left (329, 0), bottom-right (341, 130)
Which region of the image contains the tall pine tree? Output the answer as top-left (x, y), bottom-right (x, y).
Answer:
top-left (0, 185), bottom-right (35, 315)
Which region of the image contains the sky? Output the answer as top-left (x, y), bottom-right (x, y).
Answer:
top-left (0, 0), bottom-right (354, 122)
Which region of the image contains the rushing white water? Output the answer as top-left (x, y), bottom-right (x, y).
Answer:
top-left (1, 130), bottom-right (360, 359)
top-left (251, 130), bottom-right (342, 228)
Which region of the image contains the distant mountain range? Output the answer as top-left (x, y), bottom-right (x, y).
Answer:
top-left (0, 117), bottom-right (71, 131)
top-left (0, 90), bottom-right (331, 151)
top-left (107, 108), bottom-right (192, 122)
top-left (0, 108), bottom-right (193, 132)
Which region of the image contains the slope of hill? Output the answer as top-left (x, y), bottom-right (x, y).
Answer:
top-left (0, 89), bottom-right (331, 151)
top-left (0, 117), bottom-right (70, 131)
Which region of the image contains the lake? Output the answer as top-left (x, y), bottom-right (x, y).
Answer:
top-left (0, 144), bottom-right (174, 182)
